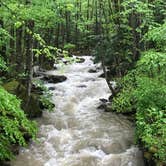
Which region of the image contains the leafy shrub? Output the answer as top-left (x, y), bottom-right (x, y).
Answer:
top-left (33, 80), bottom-right (54, 112)
top-left (64, 43), bottom-right (76, 51)
top-left (112, 48), bottom-right (166, 162)
top-left (0, 86), bottom-right (37, 160)
top-left (0, 56), bottom-right (8, 72)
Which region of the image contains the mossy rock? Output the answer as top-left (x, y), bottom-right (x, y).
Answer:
top-left (40, 59), bottom-right (55, 70)
top-left (144, 151), bottom-right (153, 160)
top-left (16, 85), bottom-right (42, 118)
top-left (105, 103), bottom-right (113, 112)
top-left (156, 161), bottom-right (166, 166)
top-left (3, 80), bottom-right (42, 118)
top-left (3, 80), bottom-right (19, 94)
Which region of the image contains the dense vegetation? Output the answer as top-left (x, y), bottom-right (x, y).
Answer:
top-left (0, 0), bottom-right (165, 165)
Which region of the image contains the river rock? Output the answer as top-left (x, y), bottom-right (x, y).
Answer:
top-left (105, 103), bottom-right (113, 112)
top-left (76, 57), bottom-right (85, 63)
top-left (17, 86), bottom-right (43, 118)
top-left (11, 144), bottom-right (19, 155)
top-left (108, 95), bottom-right (114, 102)
top-left (77, 85), bottom-right (87, 88)
top-left (99, 98), bottom-right (108, 103)
top-left (97, 103), bottom-right (107, 110)
top-left (99, 71), bottom-right (111, 78)
top-left (31, 83), bottom-right (44, 95)
top-left (49, 87), bottom-right (56, 91)
top-left (101, 142), bottom-right (124, 154)
top-left (0, 161), bottom-right (11, 166)
top-left (39, 101), bottom-right (55, 110)
top-left (88, 68), bottom-right (98, 73)
top-left (97, 98), bottom-right (109, 110)
top-left (42, 74), bottom-right (67, 83)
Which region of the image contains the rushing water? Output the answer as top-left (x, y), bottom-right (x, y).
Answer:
top-left (11, 56), bottom-right (144, 166)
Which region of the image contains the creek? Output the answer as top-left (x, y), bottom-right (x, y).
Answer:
top-left (11, 56), bottom-right (144, 166)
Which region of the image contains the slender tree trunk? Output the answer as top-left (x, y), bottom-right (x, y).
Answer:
top-left (95, 0), bottom-right (98, 34)
top-left (75, 0), bottom-right (79, 46)
top-left (25, 20), bottom-right (34, 105)
top-left (129, 12), bottom-right (140, 61)
top-left (101, 54), bottom-right (116, 96)
top-left (16, 26), bottom-right (23, 73)
top-left (0, 19), bottom-right (6, 61)
top-left (55, 23), bottom-right (60, 47)
top-left (9, 25), bottom-right (16, 65)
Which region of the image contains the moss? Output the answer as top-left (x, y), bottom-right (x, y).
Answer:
top-left (16, 84), bottom-right (43, 118)
top-left (3, 80), bottom-right (19, 94)
top-left (3, 80), bottom-right (42, 118)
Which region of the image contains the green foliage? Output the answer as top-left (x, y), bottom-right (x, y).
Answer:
top-left (145, 22), bottom-right (166, 51)
top-left (64, 43), bottom-right (76, 51)
top-left (113, 67), bottom-right (166, 162)
top-left (0, 28), bottom-right (12, 47)
top-left (0, 56), bottom-right (8, 72)
top-left (112, 21), bottom-right (166, 162)
top-left (0, 86), bottom-right (37, 160)
top-left (33, 80), bottom-right (54, 112)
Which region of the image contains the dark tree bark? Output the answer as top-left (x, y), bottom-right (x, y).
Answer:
top-left (100, 54), bottom-right (116, 97)
top-left (16, 26), bottom-right (23, 72)
top-left (0, 19), bottom-right (6, 61)
top-left (56, 23), bottom-right (60, 47)
top-left (25, 20), bottom-right (34, 106)
top-left (9, 25), bottom-right (16, 65)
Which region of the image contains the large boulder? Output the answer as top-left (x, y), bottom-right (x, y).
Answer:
top-left (16, 84), bottom-right (43, 118)
top-left (42, 74), bottom-right (67, 83)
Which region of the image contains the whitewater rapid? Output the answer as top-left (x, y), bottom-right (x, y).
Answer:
top-left (11, 56), bottom-right (144, 166)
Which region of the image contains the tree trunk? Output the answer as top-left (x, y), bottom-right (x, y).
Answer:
top-left (101, 54), bottom-right (116, 97)
top-left (25, 20), bottom-right (34, 107)
top-left (16, 26), bottom-right (23, 73)
top-left (0, 19), bottom-right (6, 61)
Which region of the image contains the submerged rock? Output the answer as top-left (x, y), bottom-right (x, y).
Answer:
top-left (97, 103), bottom-right (107, 110)
top-left (48, 87), bottom-right (56, 91)
top-left (42, 74), bottom-right (67, 83)
top-left (77, 85), bottom-right (87, 88)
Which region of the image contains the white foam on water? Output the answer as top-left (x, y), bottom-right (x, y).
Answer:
top-left (11, 56), bottom-right (144, 166)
